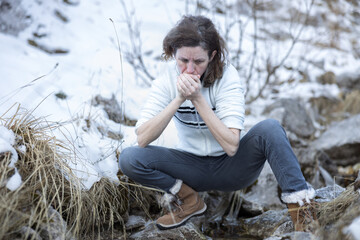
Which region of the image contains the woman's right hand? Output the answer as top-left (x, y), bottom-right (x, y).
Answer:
top-left (176, 73), bottom-right (201, 101)
top-left (176, 80), bottom-right (187, 102)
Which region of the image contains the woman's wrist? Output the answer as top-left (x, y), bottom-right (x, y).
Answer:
top-left (175, 94), bottom-right (186, 105)
top-left (190, 94), bottom-right (205, 107)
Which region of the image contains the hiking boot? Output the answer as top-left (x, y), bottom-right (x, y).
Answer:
top-left (287, 200), bottom-right (318, 232)
top-left (156, 183), bottom-right (207, 230)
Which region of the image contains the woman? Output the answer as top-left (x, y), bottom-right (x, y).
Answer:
top-left (119, 15), bottom-right (316, 231)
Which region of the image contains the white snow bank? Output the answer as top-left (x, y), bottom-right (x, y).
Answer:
top-left (0, 126), bottom-right (22, 191)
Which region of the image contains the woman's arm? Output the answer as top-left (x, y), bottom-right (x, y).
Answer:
top-left (192, 95), bottom-right (240, 156)
top-left (136, 95), bottom-right (185, 147)
top-left (177, 74), bottom-right (240, 156)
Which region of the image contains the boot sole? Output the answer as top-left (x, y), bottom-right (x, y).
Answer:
top-left (156, 203), bottom-right (207, 230)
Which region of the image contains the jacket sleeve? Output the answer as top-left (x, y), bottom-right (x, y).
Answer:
top-left (135, 70), bottom-right (174, 131)
top-left (212, 64), bottom-right (245, 130)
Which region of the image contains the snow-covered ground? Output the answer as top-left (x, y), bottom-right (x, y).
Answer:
top-left (0, 0), bottom-right (187, 190)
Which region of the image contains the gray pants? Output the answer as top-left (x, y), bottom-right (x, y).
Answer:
top-left (119, 119), bottom-right (308, 194)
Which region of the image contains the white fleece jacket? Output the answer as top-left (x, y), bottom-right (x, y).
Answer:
top-left (135, 62), bottom-right (245, 156)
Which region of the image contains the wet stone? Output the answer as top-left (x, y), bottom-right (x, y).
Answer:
top-left (272, 220), bottom-right (294, 236)
top-left (128, 221), bottom-right (207, 240)
top-left (242, 209), bottom-right (291, 239)
top-left (315, 185), bottom-right (345, 203)
top-left (125, 215), bottom-right (146, 231)
top-left (264, 231), bottom-right (317, 240)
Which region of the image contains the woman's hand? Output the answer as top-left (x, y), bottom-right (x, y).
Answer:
top-left (176, 73), bottom-right (202, 101)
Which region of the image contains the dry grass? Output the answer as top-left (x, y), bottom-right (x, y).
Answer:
top-left (316, 183), bottom-right (360, 239)
top-left (0, 106), bottom-right (130, 239)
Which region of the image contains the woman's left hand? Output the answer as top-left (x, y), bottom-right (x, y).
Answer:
top-left (176, 73), bottom-right (202, 101)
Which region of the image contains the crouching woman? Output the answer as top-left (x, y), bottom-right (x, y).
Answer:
top-left (119, 15), bottom-right (316, 231)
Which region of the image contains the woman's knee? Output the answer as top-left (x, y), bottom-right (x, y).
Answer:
top-left (118, 147), bottom-right (139, 175)
top-left (252, 119), bottom-right (285, 138)
top-left (260, 118), bottom-right (281, 129)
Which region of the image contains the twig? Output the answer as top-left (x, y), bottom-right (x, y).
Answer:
top-left (119, 0), bottom-right (154, 86)
top-left (247, 0), bottom-right (315, 103)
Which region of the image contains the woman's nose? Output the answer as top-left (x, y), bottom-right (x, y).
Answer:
top-left (186, 62), bottom-right (195, 73)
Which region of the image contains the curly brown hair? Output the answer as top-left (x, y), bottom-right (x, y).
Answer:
top-left (162, 15), bottom-right (227, 87)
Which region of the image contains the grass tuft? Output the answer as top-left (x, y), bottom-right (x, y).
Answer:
top-left (0, 105), bottom-right (130, 239)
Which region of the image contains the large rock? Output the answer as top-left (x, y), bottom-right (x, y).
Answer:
top-left (127, 221), bottom-right (207, 240)
top-left (242, 162), bottom-right (285, 215)
top-left (265, 232), bottom-right (316, 240)
top-left (242, 209), bottom-right (291, 239)
top-left (312, 114), bottom-right (360, 166)
top-left (263, 98), bottom-right (315, 139)
top-left (315, 185), bottom-right (345, 203)
top-left (0, 0), bottom-right (30, 36)
top-left (293, 147), bottom-right (339, 188)
top-left (336, 71), bottom-right (360, 91)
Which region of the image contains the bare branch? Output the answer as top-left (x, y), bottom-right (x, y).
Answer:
top-left (247, 0), bottom-right (315, 104)
top-left (119, 0), bottom-right (154, 86)
top-left (245, 0), bottom-right (258, 96)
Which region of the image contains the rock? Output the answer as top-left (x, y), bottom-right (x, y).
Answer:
top-left (315, 185), bottom-right (345, 203)
top-left (128, 221), bottom-right (207, 240)
top-left (312, 114), bottom-right (360, 166)
top-left (317, 71), bottom-right (336, 85)
top-left (295, 148), bottom-right (341, 189)
top-left (92, 94), bottom-right (123, 123)
top-left (19, 226), bottom-right (43, 240)
top-left (354, 171), bottom-right (360, 193)
top-left (265, 231), bottom-right (316, 240)
top-left (339, 90), bottom-right (360, 115)
top-left (263, 98), bottom-right (315, 139)
top-left (92, 94), bottom-right (136, 126)
top-left (0, 0), bottom-right (30, 36)
top-left (242, 209), bottom-right (291, 239)
top-left (271, 220), bottom-right (293, 236)
top-left (192, 190), bottom-right (241, 238)
top-left (198, 190), bottom-right (232, 223)
top-left (125, 215), bottom-right (146, 231)
top-left (242, 162), bottom-right (285, 215)
top-left (308, 96), bottom-right (342, 124)
top-left (241, 198), bottom-right (264, 216)
top-left (39, 206), bottom-right (73, 240)
top-left (336, 71), bottom-right (360, 91)
top-left (293, 147), bottom-right (317, 165)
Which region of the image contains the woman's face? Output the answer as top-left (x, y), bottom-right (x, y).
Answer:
top-left (175, 46), bottom-right (215, 76)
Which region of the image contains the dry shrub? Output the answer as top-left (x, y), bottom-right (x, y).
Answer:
top-left (0, 106), bottom-right (129, 239)
top-left (316, 183), bottom-right (360, 240)
top-left (340, 90), bottom-right (360, 115)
